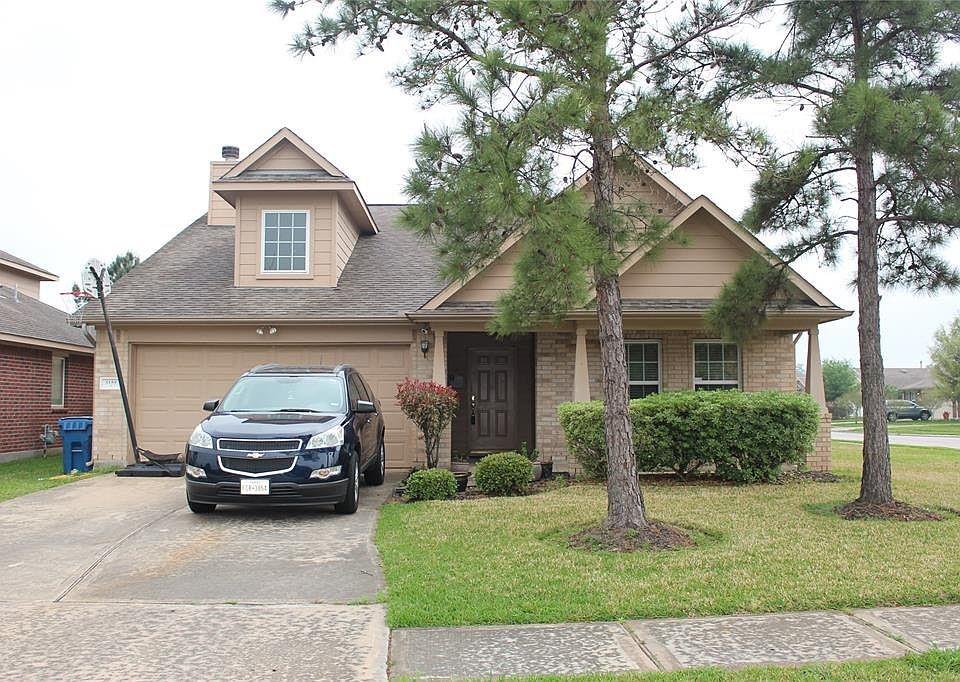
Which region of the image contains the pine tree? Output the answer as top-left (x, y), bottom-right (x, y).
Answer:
top-left (697, 0), bottom-right (960, 509)
top-left (107, 251), bottom-right (140, 283)
top-left (272, 0), bottom-right (763, 531)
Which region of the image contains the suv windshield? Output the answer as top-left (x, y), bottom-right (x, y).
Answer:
top-left (218, 375), bottom-right (346, 413)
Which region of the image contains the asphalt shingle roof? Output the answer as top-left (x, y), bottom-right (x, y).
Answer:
top-left (0, 285), bottom-right (94, 348)
top-left (884, 367), bottom-right (934, 391)
top-left (86, 206), bottom-right (446, 322)
top-left (0, 250), bottom-right (56, 278)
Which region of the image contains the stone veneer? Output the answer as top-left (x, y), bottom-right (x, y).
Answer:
top-left (539, 329), bottom-right (830, 474)
top-left (92, 329), bottom-right (132, 465)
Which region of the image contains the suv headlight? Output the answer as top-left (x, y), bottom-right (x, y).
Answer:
top-left (306, 425), bottom-right (344, 449)
top-left (188, 424), bottom-right (213, 449)
top-left (185, 463), bottom-right (206, 478)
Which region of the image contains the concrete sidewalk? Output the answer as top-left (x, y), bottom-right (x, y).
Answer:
top-left (389, 605), bottom-right (960, 680)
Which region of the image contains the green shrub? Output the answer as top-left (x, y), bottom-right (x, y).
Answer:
top-left (475, 452), bottom-right (531, 496)
top-left (404, 468), bottom-right (457, 501)
top-left (558, 391), bottom-right (820, 482)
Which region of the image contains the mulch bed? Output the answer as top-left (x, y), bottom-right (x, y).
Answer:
top-left (775, 470), bottom-right (841, 484)
top-left (835, 499), bottom-right (944, 522)
top-left (569, 521), bottom-right (695, 552)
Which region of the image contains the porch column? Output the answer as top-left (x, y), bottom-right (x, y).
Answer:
top-left (805, 326), bottom-right (826, 408)
top-left (432, 328), bottom-right (446, 384)
top-left (574, 325), bottom-right (591, 401)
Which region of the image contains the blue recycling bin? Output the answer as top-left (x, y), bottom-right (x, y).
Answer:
top-left (58, 417), bottom-right (93, 473)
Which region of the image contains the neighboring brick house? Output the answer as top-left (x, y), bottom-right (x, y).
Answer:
top-left (86, 128), bottom-right (848, 472)
top-left (0, 251), bottom-right (95, 461)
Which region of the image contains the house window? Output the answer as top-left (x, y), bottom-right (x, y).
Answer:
top-left (51, 356), bottom-right (66, 408)
top-left (693, 341), bottom-right (739, 390)
top-left (262, 210), bottom-right (308, 272)
top-left (627, 341), bottom-right (660, 398)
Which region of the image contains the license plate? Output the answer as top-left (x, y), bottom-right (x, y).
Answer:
top-left (240, 479), bottom-right (269, 495)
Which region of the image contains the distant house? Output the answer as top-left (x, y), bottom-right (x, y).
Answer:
top-left (0, 250), bottom-right (95, 461)
top-left (884, 367), bottom-right (954, 418)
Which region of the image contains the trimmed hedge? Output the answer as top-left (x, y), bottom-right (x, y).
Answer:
top-left (405, 468), bottom-right (457, 501)
top-left (558, 390), bottom-right (820, 483)
top-left (475, 452), bottom-right (531, 496)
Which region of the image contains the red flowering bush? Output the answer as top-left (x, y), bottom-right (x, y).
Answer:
top-left (396, 378), bottom-right (459, 469)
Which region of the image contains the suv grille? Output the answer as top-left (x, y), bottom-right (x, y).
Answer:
top-left (218, 456), bottom-right (297, 476)
top-left (217, 439), bottom-right (301, 452)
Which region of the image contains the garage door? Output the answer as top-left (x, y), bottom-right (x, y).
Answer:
top-left (133, 344), bottom-right (415, 468)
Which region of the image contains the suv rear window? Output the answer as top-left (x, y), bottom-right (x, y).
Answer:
top-left (219, 375), bottom-right (346, 413)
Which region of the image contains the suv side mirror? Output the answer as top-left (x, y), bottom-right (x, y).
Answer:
top-left (202, 399), bottom-right (220, 412)
top-left (355, 399), bottom-right (377, 414)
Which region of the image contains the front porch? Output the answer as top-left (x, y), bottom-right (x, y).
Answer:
top-left (422, 318), bottom-right (831, 474)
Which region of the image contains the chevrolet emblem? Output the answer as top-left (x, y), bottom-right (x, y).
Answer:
top-left (246, 452), bottom-right (264, 459)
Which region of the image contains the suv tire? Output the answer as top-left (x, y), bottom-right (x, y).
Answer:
top-left (364, 440), bottom-right (386, 486)
top-left (920, 411), bottom-right (931, 421)
top-left (887, 412), bottom-right (898, 422)
top-left (188, 500), bottom-right (216, 514)
top-left (335, 457), bottom-right (360, 514)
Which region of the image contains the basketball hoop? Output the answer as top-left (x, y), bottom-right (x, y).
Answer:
top-left (81, 258), bottom-right (112, 298)
top-left (60, 289), bottom-right (95, 328)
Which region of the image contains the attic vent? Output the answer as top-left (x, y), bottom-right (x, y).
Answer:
top-left (222, 145), bottom-right (240, 160)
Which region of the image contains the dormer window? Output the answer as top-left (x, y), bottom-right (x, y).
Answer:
top-left (262, 210), bottom-right (308, 273)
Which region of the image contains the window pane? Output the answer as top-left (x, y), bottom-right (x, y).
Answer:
top-left (292, 257), bottom-right (306, 271)
top-left (265, 227), bottom-right (278, 242)
top-left (278, 242), bottom-right (292, 257)
top-left (694, 361), bottom-right (707, 379)
top-left (724, 344), bottom-right (739, 360)
top-left (695, 344), bottom-right (708, 362)
top-left (51, 357), bottom-right (65, 406)
top-left (643, 362), bottom-right (659, 382)
top-left (723, 361), bottom-right (739, 381)
top-left (292, 212), bottom-right (307, 227)
top-left (628, 362), bottom-right (644, 382)
top-left (278, 257), bottom-right (292, 270)
top-left (293, 227), bottom-right (306, 242)
top-left (708, 344), bottom-right (723, 362)
top-left (279, 227), bottom-right (292, 241)
top-left (264, 243), bottom-right (277, 257)
top-left (292, 242), bottom-right (305, 257)
top-left (264, 213), bottom-right (278, 228)
top-left (629, 384), bottom-right (658, 399)
top-left (264, 258), bottom-right (277, 271)
top-left (279, 212), bottom-right (293, 228)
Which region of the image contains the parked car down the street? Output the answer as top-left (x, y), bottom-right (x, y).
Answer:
top-left (884, 399), bottom-right (933, 422)
top-left (184, 364), bottom-right (386, 514)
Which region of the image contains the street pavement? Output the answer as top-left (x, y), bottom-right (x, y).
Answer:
top-left (832, 428), bottom-right (960, 449)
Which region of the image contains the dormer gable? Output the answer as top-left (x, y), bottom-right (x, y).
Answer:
top-left (209, 128), bottom-right (378, 288)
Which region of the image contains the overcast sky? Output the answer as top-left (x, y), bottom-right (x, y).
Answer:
top-left (2, 0), bottom-right (959, 368)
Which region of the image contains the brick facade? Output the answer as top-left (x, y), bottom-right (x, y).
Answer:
top-left (0, 343), bottom-right (93, 457)
top-left (536, 329), bottom-right (827, 474)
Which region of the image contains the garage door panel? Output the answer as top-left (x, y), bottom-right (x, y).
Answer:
top-left (134, 343), bottom-right (415, 467)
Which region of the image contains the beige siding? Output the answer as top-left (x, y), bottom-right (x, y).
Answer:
top-left (208, 161), bottom-right (236, 226)
top-left (234, 191), bottom-right (336, 287)
top-left (335, 198), bottom-right (360, 283)
top-left (448, 241), bottom-right (522, 303)
top-left (619, 210), bottom-right (754, 299)
top-left (0, 267), bottom-right (41, 299)
top-left (248, 139), bottom-right (320, 170)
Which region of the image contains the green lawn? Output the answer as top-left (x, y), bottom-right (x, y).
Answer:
top-left (834, 419), bottom-right (960, 436)
top-left (376, 442), bottom-right (960, 627)
top-left (0, 453), bottom-right (113, 503)
top-left (495, 649), bottom-right (960, 681)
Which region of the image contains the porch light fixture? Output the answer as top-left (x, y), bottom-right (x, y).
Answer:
top-left (419, 326), bottom-right (430, 357)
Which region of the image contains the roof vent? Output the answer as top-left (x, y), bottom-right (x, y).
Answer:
top-left (221, 145), bottom-right (240, 161)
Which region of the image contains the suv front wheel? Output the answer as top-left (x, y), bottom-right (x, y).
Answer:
top-left (334, 457), bottom-right (360, 515)
top-left (364, 440), bottom-right (386, 486)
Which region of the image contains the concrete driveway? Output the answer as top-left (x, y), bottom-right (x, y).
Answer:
top-left (0, 473), bottom-right (396, 681)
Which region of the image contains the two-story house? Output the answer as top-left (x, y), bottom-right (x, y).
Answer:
top-left (88, 128), bottom-right (848, 473)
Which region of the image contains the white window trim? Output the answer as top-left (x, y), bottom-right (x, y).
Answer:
top-left (51, 354), bottom-right (66, 409)
top-left (260, 209), bottom-right (310, 275)
top-left (626, 339), bottom-right (661, 396)
top-left (692, 339), bottom-right (741, 389)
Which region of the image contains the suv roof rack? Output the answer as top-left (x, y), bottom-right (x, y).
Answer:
top-left (247, 364), bottom-right (341, 375)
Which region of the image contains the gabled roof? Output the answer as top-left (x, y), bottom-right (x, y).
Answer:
top-left (211, 127), bottom-right (379, 234)
top-left (0, 285), bottom-right (94, 352)
top-left (82, 208), bottom-right (443, 323)
top-left (223, 127), bottom-right (346, 179)
top-left (606, 195), bottom-right (837, 308)
top-left (883, 367), bottom-right (934, 391)
top-left (0, 249), bottom-right (57, 282)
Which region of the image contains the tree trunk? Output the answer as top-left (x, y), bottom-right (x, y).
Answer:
top-left (852, 1), bottom-right (893, 505)
top-left (591, 119), bottom-right (648, 530)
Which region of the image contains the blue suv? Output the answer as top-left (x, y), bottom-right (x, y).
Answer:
top-left (184, 364), bottom-right (386, 514)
